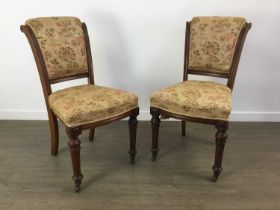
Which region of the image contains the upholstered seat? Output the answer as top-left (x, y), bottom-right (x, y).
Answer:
top-left (49, 85), bottom-right (138, 127)
top-left (151, 80), bottom-right (231, 121)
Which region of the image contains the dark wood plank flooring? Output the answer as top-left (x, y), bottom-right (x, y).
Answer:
top-left (0, 121), bottom-right (279, 209)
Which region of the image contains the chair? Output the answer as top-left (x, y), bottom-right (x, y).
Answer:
top-left (20, 17), bottom-right (139, 192)
top-left (150, 16), bottom-right (251, 181)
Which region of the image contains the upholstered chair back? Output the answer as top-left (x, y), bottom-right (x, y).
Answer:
top-left (25, 17), bottom-right (88, 80)
top-left (188, 16), bottom-right (246, 75)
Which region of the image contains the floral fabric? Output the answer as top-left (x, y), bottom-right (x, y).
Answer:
top-left (26, 17), bottom-right (88, 79)
top-left (48, 85), bottom-right (138, 127)
top-left (189, 16), bottom-right (246, 73)
top-left (150, 80), bottom-right (231, 121)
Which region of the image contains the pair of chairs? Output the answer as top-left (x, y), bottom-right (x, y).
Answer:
top-left (21, 16), bottom-right (251, 192)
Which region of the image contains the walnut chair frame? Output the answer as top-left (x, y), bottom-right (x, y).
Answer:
top-left (150, 21), bottom-right (251, 181)
top-left (21, 23), bottom-right (139, 192)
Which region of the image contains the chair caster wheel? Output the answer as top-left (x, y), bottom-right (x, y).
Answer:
top-left (211, 170), bottom-right (221, 182)
top-left (75, 185), bottom-right (80, 192)
top-left (211, 175), bottom-right (218, 182)
top-left (130, 157), bottom-right (135, 164)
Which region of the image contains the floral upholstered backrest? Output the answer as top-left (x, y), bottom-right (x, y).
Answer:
top-left (188, 16), bottom-right (246, 74)
top-left (26, 17), bottom-right (88, 80)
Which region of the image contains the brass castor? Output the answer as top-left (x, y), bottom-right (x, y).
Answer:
top-left (211, 167), bottom-right (222, 182)
top-left (151, 148), bottom-right (159, 161)
top-left (129, 150), bottom-right (137, 164)
top-left (75, 184), bottom-right (80, 193)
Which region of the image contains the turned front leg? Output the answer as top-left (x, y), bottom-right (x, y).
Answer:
top-left (212, 122), bottom-right (228, 182)
top-left (67, 128), bottom-right (83, 192)
top-left (128, 108), bottom-right (139, 164)
top-left (150, 107), bottom-right (161, 161)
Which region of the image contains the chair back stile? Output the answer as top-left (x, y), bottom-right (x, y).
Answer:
top-left (227, 23), bottom-right (251, 90)
top-left (183, 17), bottom-right (251, 90)
top-left (20, 24), bottom-right (53, 107)
top-left (82, 23), bottom-right (94, 85)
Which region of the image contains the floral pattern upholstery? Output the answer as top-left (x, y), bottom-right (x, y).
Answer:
top-left (150, 80), bottom-right (231, 121)
top-left (48, 85), bottom-right (138, 127)
top-left (189, 16), bottom-right (246, 73)
top-left (26, 17), bottom-right (88, 79)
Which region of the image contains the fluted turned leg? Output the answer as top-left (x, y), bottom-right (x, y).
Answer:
top-left (212, 122), bottom-right (228, 182)
top-left (89, 128), bottom-right (95, 142)
top-left (150, 107), bottom-right (161, 161)
top-left (67, 128), bottom-right (83, 192)
top-left (128, 108), bottom-right (139, 164)
top-left (48, 111), bottom-right (59, 156)
top-left (181, 121), bottom-right (186, 136)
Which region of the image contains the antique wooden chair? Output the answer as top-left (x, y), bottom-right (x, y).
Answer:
top-left (20, 17), bottom-right (139, 192)
top-left (150, 16), bottom-right (251, 181)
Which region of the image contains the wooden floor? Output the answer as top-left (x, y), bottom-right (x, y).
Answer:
top-left (0, 120), bottom-right (279, 210)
